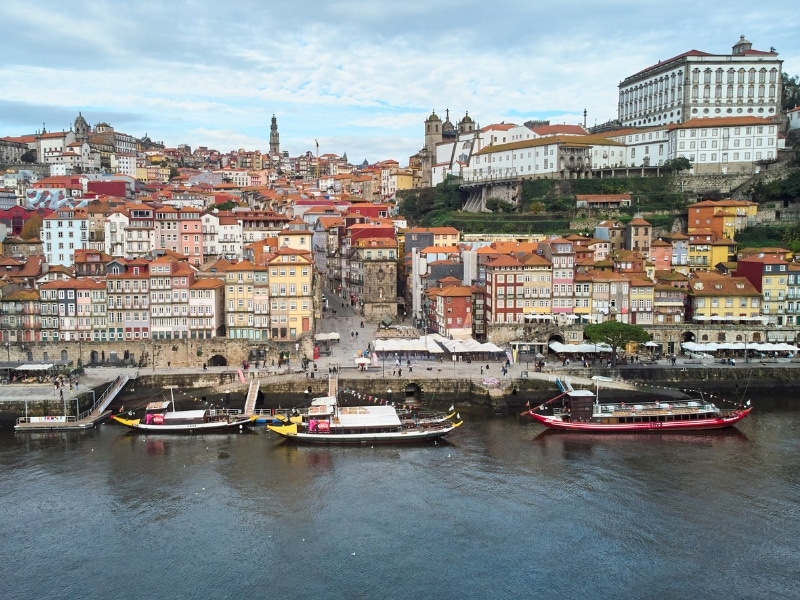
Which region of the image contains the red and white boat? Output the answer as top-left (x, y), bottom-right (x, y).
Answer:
top-left (521, 378), bottom-right (751, 433)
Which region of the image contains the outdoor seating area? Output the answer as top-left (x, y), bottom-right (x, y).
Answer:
top-left (4, 363), bottom-right (58, 385)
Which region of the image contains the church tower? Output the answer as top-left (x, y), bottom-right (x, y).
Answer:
top-left (269, 114), bottom-right (280, 156)
top-left (421, 110), bottom-right (443, 187)
top-left (74, 112), bottom-right (89, 144)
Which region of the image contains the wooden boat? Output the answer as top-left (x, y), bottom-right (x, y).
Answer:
top-left (112, 390), bottom-right (255, 433)
top-left (396, 404), bottom-right (456, 426)
top-left (520, 377), bottom-right (751, 433)
top-left (268, 395), bottom-right (463, 444)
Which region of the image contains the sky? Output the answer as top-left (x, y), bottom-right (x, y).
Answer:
top-left (1, 1), bottom-right (798, 165)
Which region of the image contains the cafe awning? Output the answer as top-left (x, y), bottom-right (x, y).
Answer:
top-left (15, 363), bottom-right (55, 371)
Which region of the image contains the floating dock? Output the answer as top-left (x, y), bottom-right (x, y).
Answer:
top-left (14, 375), bottom-right (129, 432)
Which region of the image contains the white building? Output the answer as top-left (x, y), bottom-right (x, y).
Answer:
top-left (202, 212), bottom-right (243, 260)
top-left (618, 35), bottom-right (782, 129)
top-left (112, 152), bottom-right (138, 178)
top-left (788, 106), bottom-right (800, 131)
top-left (667, 116), bottom-right (779, 174)
top-left (42, 208), bottom-right (89, 266)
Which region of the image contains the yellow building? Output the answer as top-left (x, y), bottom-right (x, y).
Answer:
top-left (223, 260), bottom-right (256, 340)
top-left (629, 277), bottom-right (655, 326)
top-left (687, 230), bottom-right (736, 270)
top-left (733, 255), bottom-right (789, 326)
top-left (688, 271), bottom-right (760, 322)
top-left (520, 252), bottom-right (553, 319)
top-left (266, 247), bottom-right (314, 340)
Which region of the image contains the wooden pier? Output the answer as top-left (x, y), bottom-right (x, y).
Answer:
top-left (14, 375), bottom-right (129, 432)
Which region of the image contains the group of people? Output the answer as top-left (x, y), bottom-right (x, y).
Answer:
top-left (53, 374), bottom-right (76, 399)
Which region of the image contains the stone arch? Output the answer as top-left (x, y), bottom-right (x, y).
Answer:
top-left (61, 349), bottom-right (68, 361)
top-left (90, 350), bottom-right (100, 364)
top-left (208, 354), bottom-right (228, 367)
top-left (682, 331), bottom-right (695, 343)
top-left (547, 333), bottom-right (565, 351)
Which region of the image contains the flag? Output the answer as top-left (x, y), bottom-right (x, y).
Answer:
top-left (525, 400), bottom-right (530, 408)
top-left (448, 405), bottom-right (454, 412)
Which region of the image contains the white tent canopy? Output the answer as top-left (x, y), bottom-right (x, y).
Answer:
top-left (682, 341), bottom-right (797, 353)
top-left (15, 363), bottom-right (55, 371)
top-left (373, 337), bottom-right (444, 354)
top-left (314, 332), bottom-right (340, 341)
top-left (427, 333), bottom-right (504, 354)
top-left (426, 333), bottom-right (505, 354)
top-left (549, 341), bottom-right (613, 354)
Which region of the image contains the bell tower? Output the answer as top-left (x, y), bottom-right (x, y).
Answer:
top-left (269, 114), bottom-right (280, 156)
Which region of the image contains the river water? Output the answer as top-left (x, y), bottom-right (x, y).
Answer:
top-left (1, 408), bottom-right (798, 600)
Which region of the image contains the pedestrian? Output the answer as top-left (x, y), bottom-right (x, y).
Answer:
top-left (398, 368), bottom-right (402, 377)
top-left (355, 332), bottom-right (358, 339)
top-left (480, 366), bottom-right (483, 375)
top-left (485, 364), bottom-right (489, 371)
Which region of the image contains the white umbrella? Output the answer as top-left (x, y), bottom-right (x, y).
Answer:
top-left (354, 357), bottom-right (370, 365)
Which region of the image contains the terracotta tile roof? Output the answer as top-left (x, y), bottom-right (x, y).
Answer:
top-left (669, 116), bottom-right (777, 130)
top-left (689, 272), bottom-right (759, 296)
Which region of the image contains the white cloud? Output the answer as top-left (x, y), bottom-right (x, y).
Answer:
top-left (0, 1), bottom-right (797, 162)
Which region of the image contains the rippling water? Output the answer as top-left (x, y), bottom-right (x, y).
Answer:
top-left (1, 410), bottom-right (799, 600)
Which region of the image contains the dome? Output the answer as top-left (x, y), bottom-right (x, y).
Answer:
top-left (442, 108), bottom-right (455, 136)
top-left (74, 112), bottom-right (89, 130)
top-left (426, 110), bottom-right (441, 123)
top-left (460, 111), bottom-right (474, 124)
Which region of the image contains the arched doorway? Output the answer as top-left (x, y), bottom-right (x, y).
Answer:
top-left (682, 331), bottom-right (695, 343)
top-left (61, 349), bottom-right (68, 361)
top-left (403, 383), bottom-right (423, 406)
top-left (208, 354), bottom-right (227, 367)
top-left (90, 350), bottom-right (100, 364)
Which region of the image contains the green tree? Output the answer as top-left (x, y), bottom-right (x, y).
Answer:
top-left (583, 321), bottom-right (651, 367)
top-left (214, 200), bottom-right (237, 211)
top-left (663, 156), bottom-right (692, 173)
top-left (529, 201), bottom-right (545, 214)
top-left (782, 72), bottom-right (800, 111)
top-left (485, 197), bottom-right (513, 213)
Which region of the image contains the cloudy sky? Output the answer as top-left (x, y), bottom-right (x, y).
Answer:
top-left (1, 1), bottom-right (797, 164)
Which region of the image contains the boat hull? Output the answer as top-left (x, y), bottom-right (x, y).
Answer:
top-left (267, 422), bottom-right (462, 445)
top-left (523, 408), bottom-right (751, 432)
top-left (112, 415), bottom-right (254, 433)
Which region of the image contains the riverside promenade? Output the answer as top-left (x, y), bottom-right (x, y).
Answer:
top-left (3, 299), bottom-right (798, 424)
